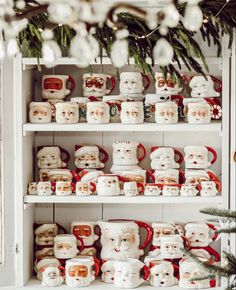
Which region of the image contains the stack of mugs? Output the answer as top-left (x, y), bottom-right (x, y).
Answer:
top-left (34, 219), bottom-right (220, 288)
top-left (29, 71), bottom-right (222, 125)
top-left (28, 142), bottom-right (222, 198)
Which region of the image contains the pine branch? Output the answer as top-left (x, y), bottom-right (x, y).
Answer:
top-left (217, 227), bottom-right (236, 234)
top-left (200, 208), bottom-right (236, 219)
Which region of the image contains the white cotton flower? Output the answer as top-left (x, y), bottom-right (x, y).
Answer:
top-left (183, 4), bottom-right (203, 31)
top-left (162, 3), bottom-right (180, 28)
top-left (153, 38), bottom-right (173, 66)
top-left (42, 29), bottom-right (54, 40)
top-left (111, 38), bottom-right (129, 68)
top-left (7, 38), bottom-right (18, 56)
top-left (42, 40), bottom-right (62, 63)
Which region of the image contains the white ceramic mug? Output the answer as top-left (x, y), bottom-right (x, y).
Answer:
top-left (180, 184), bottom-right (200, 197)
top-left (47, 169), bottom-right (73, 182)
top-left (37, 181), bottom-right (54, 196)
top-left (189, 75), bottom-right (221, 98)
top-left (114, 259), bottom-right (149, 289)
top-left (101, 259), bottom-right (116, 283)
top-left (149, 260), bottom-right (178, 287)
top-left (96, 174), bottom-right (125, 196)
top-left (179, 259), bottom-right (216, 288)
top-left (162, 184), bottom-right (181, 197)
top-left (160, 235), bottom-right (188, 259)
top-left (144, 184), bottom-right (162, 196)
top-left (35, 224), bottom-right (58, 246)
top-left (150, 147), bottom-right (183, 170)
top-left (187, 102), bottom-right (211, 124)
top-left (55, 181), bottom-right (75, 196)
top-left (71, 221), bottom-right (99, 247)
top-left (155, 101), bottom-right (178, 124)
top-left (55, 102), bottom-right (79, 124)
top-left (42, 74), bottom-right (75, 100)
top-left (155, 72), bottom-right (184, 95)
top-left (54, 234), bottom-right (79, 259)
top-left (65, 257), bottom-right (100, 287)
top-left (29, 102), bottom-right (52, 124)
top-left (41, 266), bottom-right (64, 287)
top-left (75, 182), bottom-right (96, 196)
top-left (28, 182), bottom-right (38, 195)
top-left (184, 169), bottom-right (212, 184)
top-left (200, 181), bottom-right (221, 196)
top-left (119, 72), bottom-right (150, 97)
top-left (86, 101), bottom-right (110, 124)
top-left (153, 169), bottom-right (181, 184)
top-left (37, 146), bottom-right (70, 169)
top-left (123, 181), bottom-right (144, 196)
top-left (36, 258), bottom-right (61, 281)
top-left (82, 73), bottom-right (116, 97)
top-left (184, 222), bottom-right (218, 247)
top-left (184, 146), bottom-right (217, 169)
top-left (120, 102), bottom-right (144, 124)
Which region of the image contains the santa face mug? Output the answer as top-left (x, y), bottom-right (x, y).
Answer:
top-left (184, 146), bottom-right (217, 169)
top-left (54, 234), bottom-right (80, 259)
top-left (112, 141), bottom-right (146, 166)
top-left (75, 182), bottom-right (96, 196)
top-left (71, 221), bottom-right (99, 247)
top-left (179, 259), bottom-right (215, 289)
top-left (82, 73), bottom-right (116, 98)
top-left (155, 102), bottom-right (178, 124)
top-left (189, 75), bottom-right (222, 98)
top-left (184, 222), bottom-right (218, 247)
top-left (36, 258), bottom-right (61, 281)
top-left (74, 145), bottom-right (108, 169)
top-left (184, 170), bottom-right (217, 184)
top-left (149, 261), bottom-right (178, 287)
top-left (42, 75), bottom-right (75, 100)
top-left (113, 259), bottom-right (149, 289)
top-left (180, 184), bottom-right (200, 197)
top-left (41, 266), bottom-right (64, 287)
top-left (155, 72), bottom-right (186, 96)
top-left (96, 174), bottom-right (125, 196)
top-left (86, 101), bottom-right (110, 124)
top-left (200, 181), bottom-right (221, 197)
top-left (28, 182), bottom-right (38, 195)
top-left (54, 181), bottom-right (75, 196)
top-left (37, 181), bottom-right (54, 196)
top-left (37, 146), bottom-right (70, 169)
top-left (150, 147), bottom-right (183, 170)
top-left (144, 184), bottom-right (162, 196)
top-left (162, 184), bottom-right (181, 197)
top-left (187, 102), bottom-right (211, 124)
top-left (55, 102), bottom-right (79, 124)
top-left (47, 169), bottom-right (73, 183)
top-left (151, 169), bottom-right (183, 185)
top-left (29, 102), bottom-right (52, 124)
top-left (120, 102), bottom-right (144, 124)
top-left (35, 224), bottom-right (58, 246)
top-left (123, 181), bottom-right (144, 196)
top-left (160, 235), bottom-right (189, 259)
top-left (151, 222), bottom-right (183, 248)
top-left (101, 259), bottom-right (116, 283)
top-left (119, 72), bottom-right (150, 98)
top-left (98, 220), bottom-right (152, 260)
top-left (65, 257), bottom-right (100, 287)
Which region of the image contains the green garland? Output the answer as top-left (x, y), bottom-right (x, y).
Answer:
top-left (16, 0), bottom-right (236, 78)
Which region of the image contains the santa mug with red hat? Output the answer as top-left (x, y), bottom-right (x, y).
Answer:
top-left (149, 260), bottom-right (179, 287)
top-left (180, 184), bottom-right (200, 197)
top-left (184, 146), bottom-right (217, 169)
top-left (54, 234), bottom-right (81, 259)
top-left (144, 184), bottom-right (162, 196)
top-left (159, 235), bottom-right (190, 259)
top-left (96, 174), bottom-right (126, 196)
top-left (36, 146), bottom-right (70, 170)
top-left (150, 146), bottom-right (183, 170)
top-left (75, 181), bottom-right (96, 196)
top-left (71, 221), bottom-right (99, 248)
top-left (74, 145), bottom-right (108, 170)
top-left (46, 169), bottom-right (73, 183)
top-left (37, 181), bottom-right (54, 196)
top-left (148, 169), bottom-right (185, 185)
top-left (200, 180), bottom-right (221, 197)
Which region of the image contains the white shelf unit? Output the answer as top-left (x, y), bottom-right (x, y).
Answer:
top-left (9, 49), bottom-right (231, 290)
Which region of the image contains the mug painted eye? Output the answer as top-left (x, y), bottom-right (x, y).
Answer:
top-left (126, 150), bottom-right (131, 153)
top-left (106, 270), bottom-right (111, 273)
top-left (197, 154), bottom-right (202, 158)
top-left (155, 273), bottom-right (159, 276)
top-left (200, 233), bottom-right (204, 235)
top-left (166, 273), bottom-right (170, 276)
top-left (110, 238), bottom-right (115, 242)
top-left (122, 239), bottom-right (128, 242)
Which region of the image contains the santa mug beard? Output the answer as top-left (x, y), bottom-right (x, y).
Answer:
top-left (152, 223), bottom-right (179, 247)
top-left (200, 181), bottom-right (219, 196)
top-left (180, 184), bottom-right (199, 197)
top-left (96, 176), bottom-right (121, 196)
top-left (150, 149), bottom-right (180, 170)
top-left (86, 102), bottom-right (110, 124)
top-left (37, 146), bottom-right (67, 169)
top-left (41, 267), bottom-right (64, 287)
top-left (160, 235), bottom-right (185, 259)
top-left (184, 223), bottom-right (213, 247)
top-left (35, 224), bottom-right (58, 246)
top-left (149, 262), bottom-right (178, 287)
top-left (37, 182), bottom-right (53, 196)
top-left (184, 146), bottom-right (215, 169)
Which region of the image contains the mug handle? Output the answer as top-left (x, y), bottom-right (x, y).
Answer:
top-left (207, 171), bottom-right (219, 182)
top-left (71, 182), bottom-right (76, 193)
top-left (137, 143), bottom-right (146, 162)
top-left (192, 246), bottom-right (220, 263)
top-left (174, 149), bottom-right (184, 164)
top-left (58, 266), bottom-right (65, 277)
top-left (141, 73), bottom-right (150, 91)
top-left (60, 147), bottom-right (70, 164)
top-left (179, 170), bottom-right (186, 184)
top-left (67, 76), bottom-right (75, 96)
top-left (90, 182), bottom-right (96, 193)
top-left (51, 182), bottom-right (56, 193)
top-left (172, 263), bottom-right (180, 279)
top-left (215, 181), bottom-right (222, 192)
top-left (137, 182), bottom-right (145, 194)
top-left (57, 223), bottom-right (67, 234)
top-left (207, 223), bottom-right (218, 242)
top-left (93, 257), bottom-right (100, 277)
top-left (211, 75), bottom-right (222, 93)
top-left (71, 170), bottom-right (81, 182)
top-left (147, 170), bottom-right (155, 183)
top-left (98, 146), bottom-right (109, 163)
top-left (182, 236), bottom-right (191, 250)
top-left (171, 95), bottom-right (183, 107)
top-left (77, 236), bottom-right (85, 251)
top-left (206, 146), bottom-right (217, 165)
top-left (141, 265), bottom-right (150, 281)
top-left (88, 96), bottom-right (100, 102)
top-left (106, 75), bottom-right (116, 94)
top-left (135, 220), bottom-right (153, 250)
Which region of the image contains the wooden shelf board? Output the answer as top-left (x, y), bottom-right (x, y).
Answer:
top-left (23, 121), bottom-right (222, 134)
top-left (22, 278), bottom-right (222, 290)
top-left (24, 194), bottom-right (222, 204)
